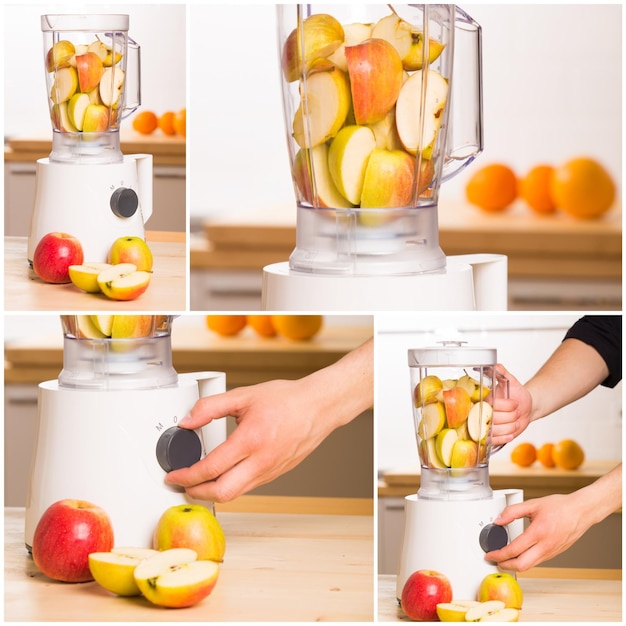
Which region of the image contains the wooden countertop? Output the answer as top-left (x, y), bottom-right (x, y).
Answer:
top-left (5, 131), bottom-right (186, 167)
top-left (4, 231), bottom-right (186, 312)
top-left (4, 505), bottom-right (374, 622)
top-left (378, 571), bottom-right (621, 622)
top-left (4, 322), bottom-right (373, 387)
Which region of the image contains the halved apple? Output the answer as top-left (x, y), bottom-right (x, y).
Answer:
top-left (75, 52), bottom-right (104, 93)
top-left (437, 600), bottom-right (482, 622)
top-left (99, 66), bottom-right (125, 107)
top-left (89, 547), bottom-right (159, 596)
top-left (50, 66), bottom-right (78, 104)
top-left (97, 264), bottom-right (151, 301)
top-left (67, 92), bottom-right (91, 131)
top-left (468, 401), bottom-right (493, 443)
top-left (133, 548), bottom-right (219, 608)
top-left (396, 69), bottom-right (448, 158)
top-left (69, 262), bottom-right (114, 292)
top-left (465, 600), bottom-right (519, 622)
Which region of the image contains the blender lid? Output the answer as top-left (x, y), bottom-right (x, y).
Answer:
top-left (408, 341), bottom-right (497, 367)
top-left (41, 14), bottom-right (129, 32)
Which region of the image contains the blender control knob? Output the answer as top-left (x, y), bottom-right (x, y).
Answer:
top-left (156, 427), bottom-right (202, 472)
top-left (479, 523), bottom-right (509, 553)
top-left (110, 187), bottom-right (139, 218)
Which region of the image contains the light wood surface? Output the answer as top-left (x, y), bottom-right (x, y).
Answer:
top-left (378, 572), bottom-right (621, 622)
top-left (4, 506), bottom-right (373, 622)
top-left (4, 231), bottom-right (186, 312)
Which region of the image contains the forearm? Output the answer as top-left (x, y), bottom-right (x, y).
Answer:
top-left (569, 463), bottom-right (622, 527)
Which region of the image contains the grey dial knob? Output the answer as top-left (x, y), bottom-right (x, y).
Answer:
top-left (479, 523), bottom-right (509, 553)
top-left (110, 187), bottom-right (139, 218)
top-left (156, 427), bottom-right (202, 472)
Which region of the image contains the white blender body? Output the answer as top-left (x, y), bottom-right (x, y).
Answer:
top-left (24, 317), bottom-right (227, 550)
top-left (28, 14), bottom-right (153, 265)
top-left (265, 5), bottom-right (507, 310)
top-left (396, 342), bottom-right (523, 600)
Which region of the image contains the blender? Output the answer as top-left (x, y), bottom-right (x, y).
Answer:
top-left (396, 341), bottom-right (523, 600)
top-left (28, 14), bottom-right (153, 265)
top-left (24, 315), bottom-right (227, 550)
top-left (263, 4), bottom-right (507, 310)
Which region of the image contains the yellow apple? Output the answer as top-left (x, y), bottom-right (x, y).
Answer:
top-left (99, 66), bottom-right (125, 107)
top-left (51, 102), bottom-right (79, 133)
top-left (396, 69), bottom-right (448, 158)
top-left (110, 315), bottom-right (154, 339)
top-left (154, 504), bottom-right (226, 563)
top-left (327, 21), bottom-right (373, 72)
top-left (133, 548), bottom-right (220, 609)
top-left (82, 104), bottom-right (110, 132)
top-left (478, 573), bottom-right (524, 609)
top-left (467, 401), bottom-right (493, 442)
top-left (424, 437), bottom-right (447, 469)
top-left (75, 51), bottom-right (104, 93)
top-left (89, 547), bottom-right (159, 596)
top-left (281, 13), bottom-right (344, 82)
top-left (50, 66), bottom-right (78, 104)
top-left (437, 600), bottom-right (481, 621)
top-left (435, 428), bottom-right (459, 467)
top-left (414, 374), bottom-right (443, 405)
top-left (68, 262), bottom-right (114, 292)
top-left (345, 38), bottom-right (403, 125)
top-left (442, 386), bottom-right (472, 428)
top-left (327, 124), bottom-right (376, 204)
top-left (91, 314), bottom-right (114, 336)
top-left (96, 264), bottom-right (151, 301)
top-left (417, 401), bottom-right (445, 440)
top-left (46, 40), bottom-right (76, 72)
top-left (67, 92), bottom-right (91, 131)
top-left (449, 439), bottom-right (478, 468)
top-left (292, 62), bottom-right (351, 148)
top-left (108, 236), bottom-right (153, 272)
top-left (360, 148), bottom-right (415, 212)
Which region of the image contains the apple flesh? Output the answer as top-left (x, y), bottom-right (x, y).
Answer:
top-left (414, 374), bottom-right (443, 405)
top-left (50, 66), bottom-right (78, 104)
top-left (478, 573), bottom-right (524, 610)
top-left (46, 40), bottom-right (76, 72)
top-left (468, 401), bottom-right (493, 442)
top-left (435, 428), bottom-right (459, 467)
top-left (33, 232), bottom-right (84, 284)
top-left (417, 401), bottom-right (445, 440)
top-left (327, 21), bottom-right (373, 72)
top-left (437, 600), bottom-right (481, 622)
top-left (31, 499), bottom-right (114, 583)
top-left (68, 262), bottom-right (114, 293)
top-left (99, 66), bottom-right (125, 107)
top-left (51, 102), bottom-right (79, 132)
top-left (89, 547), bottom-right (159, 596)
top-left (154, 504), bottom-right (226, 563)
top-left (401, 569), bottom-right (452, 621)
top-left (108, 236), bottom-right (153, 272)
top-left (96, 263), bottom-right (151, 301)
top-left (465, 600), bottom-right (519, 622)
top-left (67, 92), bottom-right (91, 131)
top-left (133, 548), bottom-right (220, 608)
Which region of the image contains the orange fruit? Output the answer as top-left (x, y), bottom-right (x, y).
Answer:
top-left (550, 157), bottom-right (616, 219)
top-left (247, 315), bottom-right (277, 338)
top-left (519, 164), bottom-right (557, 214)
top-left (132, 110), bottom-right (158, 135)
top-left (536, 443), bottom-right (556, 468)
top-left (206, 315), bottom-right (247, 337)
top-left (510, 442), bottom-right (537, 467)
top-left (466, 163), bottom-right (518, 212)
top-left (173, 108), bottom-right (186, 137)
top-left (271, 315), bottom-right (323, 341)
top-left (158, 111), bottom-right (177, 136)
top-left (552, 439), bottom-right (585, 470)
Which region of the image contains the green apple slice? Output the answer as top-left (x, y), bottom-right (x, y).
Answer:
top-left (67, 92), bottom-right (91, 131)
top-left (435, 428), bottom-right (459, 467)
top-left (425, 437), bottom-right (447, 469)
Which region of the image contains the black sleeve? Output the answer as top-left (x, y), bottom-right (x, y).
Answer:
top-left (563, 315), bottom-right (622, 388)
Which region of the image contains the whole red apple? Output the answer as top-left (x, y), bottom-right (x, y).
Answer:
top-left (401, 569), bottom-right (453, 621)
top-left (33, 232), bottom-right (84, 284)
top-left (31, 499), bottom-right (114, 583)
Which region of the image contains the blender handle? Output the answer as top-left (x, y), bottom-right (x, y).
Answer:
top-left (119, 36), bottom-right (141, 120)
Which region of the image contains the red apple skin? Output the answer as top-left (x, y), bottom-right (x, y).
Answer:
top-left (32, 232), bottom-right (84, 284)
top-left (442, 387), bottom-right (472, 428)
top-left (31, 499), bottom-right (114, 583)
top-left (108, 236), bottom-right (154, 272)
top-left (401, 569), bottom-right (453, 621)
top-left (478, 572), bottom-right (524, 609)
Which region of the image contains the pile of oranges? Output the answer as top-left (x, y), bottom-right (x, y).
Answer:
top-left (206, 315), bottom-right (323, 341)
top-left (132, 108), bottom-right (186, 138)
top-left (510, 439), bottom-right (585, 470)
top-left (466, 157), bottom-right (616, 220)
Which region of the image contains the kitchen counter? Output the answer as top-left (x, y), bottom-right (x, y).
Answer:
top-left (4, 505), bottom-right (374, 622)
top-left (378, 570), bottom-right (621, 622)
top-left (4, 231), bottom-right (186, 312)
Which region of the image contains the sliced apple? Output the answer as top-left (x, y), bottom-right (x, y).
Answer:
top-left (111, 315), bottom-right (154, 338)
top-left (90, 315), bottom-right (114, 336)
top-left (414, 375), bottom-right (443, 405)
top-left (133, 548), bottom-right (219, 609)
top-left (465, 601), bottom-right (519, 622)
top-left (89, 547), bottom-right (159, 596)
top-left (82, 104), bottom-right (110, 132)
top-left (87, 39), bottom-right (109, 63)
top-left (97, 264), bottom-right (151, 301)
top-left (76, 315), bottom-right (109, 339)
top-left (442, 386), bottom-right (472, 428)
top-left (327, 21), bottom-right (373, 72)
top-left (99, 66), bottom-right (125, 107)
top-left (396, 69), bottom-right (448, 158)
top-left (450, 438), bottom-right (478, 468)
top-left (50, 66), bottom-right (78, 104)
top-left (435, 428), bottom-right (459, 467)
top-left (360, 148), bottom-right (415, 211)
top-left (69, 263), bottom-right (114, 293)
top-left (468, 401), bottom-right (493, 443)
top-left (75, 52), bottom-right (104, 93)
top-left (51, 102), bottom-right (79, 132)
top-left (46, 40), bottom-right (76, 72)
top-left (424, 437), bottom-right (447, 469)
top-left (67, 92), bottom-right (91, 131)
top-left (367, 107), bottom-right (404, 151)
top-left (437, 600), bottom-right (482, 622)
top-left (327, 124), bottom-right (376, 204)
top-left (417, 401), bottom-right (445, 440)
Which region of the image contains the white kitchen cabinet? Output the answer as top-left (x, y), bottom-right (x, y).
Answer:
top-left (190, 269), bottom-right (263, 311)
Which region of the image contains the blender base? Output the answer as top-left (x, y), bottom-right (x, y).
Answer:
top-left (262, 254), bottom-right (507, 311)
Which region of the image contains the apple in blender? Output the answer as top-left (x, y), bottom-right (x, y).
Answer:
top-left (414, 374), bottom-right (443, 405)
top-left (442, 386), bottom-right (472, 428)
top-left (468, 401), bottom-right (493, 442)
top-left (108, 236), bottom-right (154, 272)
top-left (327, 124), bottom-right (376, 204)
top-left (292, 61), bottom-right (351, 149)
top-left (449, 438), bottom-right (478, 468)
top-left (133, 548), bottom-right (220, 608)
top-left (91, 314), bottom-right (114, 336)
top-left (367, 108), bottom-right (404, 151)
top-left (478, 573), bottom-right (524, 610)
top-left (75, 51), bottom-right (104, 93)
top-left (50, 66), bottom-right (78, 104)
top-left (89, 547), bottom-right (159, 596)
top-left (68, 263), bottom-right (114, 293)
top-left (327, 21), bottom-right (373, 72)
top-left (401, 569), bottom-right (452, 621)
top-left (46, 40), bottom-right (76, 72)
top-left (435, 427), bottom-right (459, 467)
top-left (87, 39), bottom-right (109, 62)
top-left (292, 145), bottom-right (353, 209)
top-left (281, 13), bottom-right (344, 82)
top-left (33, 232), bottom-right (84, 284)
top-left (417, 401), bottom-right (445, 440)
top-left (31, 499), bottom-right (114, 583)
top-left (82, 104), bottom-right (110, 132)
top-left (423, 437), bottom-right (447, 469)
top-left (396, 69), bottom-right (448, 158)
top-left (345, 38), bottom-right (403, 125)
top-left (154, 504), bottom-right (226, 563)
top-left (75, 315), bottom-right (109, 339)
top-left (51, 102), bottom-right (79, 132)
top-left (110, 315), bottom-right (154, 338)
top-left (99, 66), bottom-right (125, 107)
top-left (67, 92), bottom-right (91, 131)
top-left (437, 600), bottom-right (482, 622)
top-left (97, 264), bottom-right (151, 301)
top-left (465, 600), bottom-right (519, 622)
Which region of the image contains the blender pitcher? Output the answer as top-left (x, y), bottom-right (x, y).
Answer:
top-left (276, 4), bottom-right (483, 276)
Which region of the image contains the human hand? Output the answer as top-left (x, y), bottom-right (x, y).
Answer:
top-left (490, 364), bottom-right (533, 447)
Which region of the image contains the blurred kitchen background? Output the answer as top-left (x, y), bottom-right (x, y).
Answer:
top-left (187, 4), bottom-right (621, 311)
top-left (377, 312), bottom-right (622, 574)
top-left (4, 313), bottom-right (374, 510)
